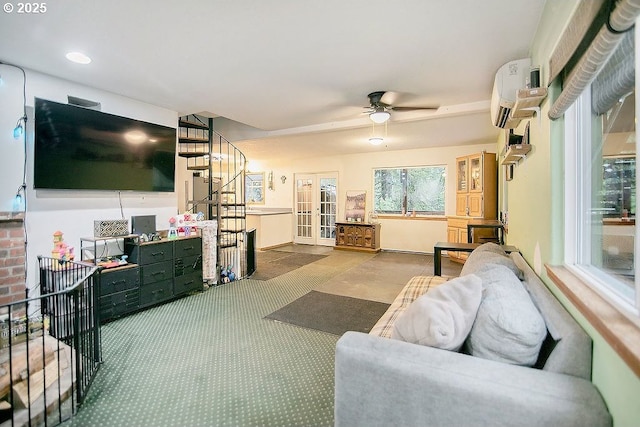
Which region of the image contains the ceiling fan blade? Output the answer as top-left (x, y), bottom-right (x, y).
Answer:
top-left (389, 106), bottom-right (439, 112)
top-left (380, 91), bottom-right (400, 106)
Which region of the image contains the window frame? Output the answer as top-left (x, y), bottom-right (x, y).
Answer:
top-left (372, 165), bottom-right (447, 217)
top-left (563, 72), bottom-right (640, 324)
top-left (245, 172), bottom-right (265, 204)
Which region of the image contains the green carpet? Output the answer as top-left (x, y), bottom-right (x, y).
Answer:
top-left (62, 249), bottom-right (447, 427)
top-left (63, 263), bottom-right (342, 427)
top-left (265, 290), bottom-right (390, 335)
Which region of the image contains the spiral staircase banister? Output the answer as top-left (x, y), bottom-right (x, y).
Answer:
top-left (178, 114), bottom-right (252, 282)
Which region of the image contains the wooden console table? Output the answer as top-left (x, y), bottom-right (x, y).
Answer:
top-left (433, 241), bottom-right (519, 276)
top-left (335, 222), bottom-right (381, 253)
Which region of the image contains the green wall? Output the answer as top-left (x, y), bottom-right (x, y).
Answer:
top-left (501, 2), bottom-right (640, 425)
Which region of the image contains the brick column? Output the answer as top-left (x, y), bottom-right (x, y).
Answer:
top-left (0, 212), bottom-right (26, 307)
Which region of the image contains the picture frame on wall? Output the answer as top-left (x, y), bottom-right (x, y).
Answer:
top-left (345, 190), bottom-right (366, 222)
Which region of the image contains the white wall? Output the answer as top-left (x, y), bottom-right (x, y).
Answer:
top-left (0, 66), bottom-right (184, 292)
top-left (251, 140), bottom-right (496, 253)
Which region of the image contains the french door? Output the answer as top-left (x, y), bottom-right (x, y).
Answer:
top-left (294, 173), bottom-right (337, 246)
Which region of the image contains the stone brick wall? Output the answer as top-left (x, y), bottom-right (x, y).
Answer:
top-left (0, 212), bottom-right (26, 307)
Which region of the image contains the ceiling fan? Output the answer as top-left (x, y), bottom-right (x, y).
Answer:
top-left (365, 91), bottom-right (438, 123)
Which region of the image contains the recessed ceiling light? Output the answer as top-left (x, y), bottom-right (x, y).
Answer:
top-left (369, 137), bottom-right (383, 146)
top-left (65, 52), bottom-right (92, 64)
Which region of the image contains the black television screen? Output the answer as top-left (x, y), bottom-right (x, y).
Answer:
top-left (34, 98), bottom-right (176, 192)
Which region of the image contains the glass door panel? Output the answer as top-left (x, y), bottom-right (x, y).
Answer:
top-left (469, 155), bottom-right (482, 192)
top-left (295, 176), bottom-right (314, 244)
top-left (318, 177), bottom-right (337, 245)
top-left (456, 157), bottom-right (468, 192)
top-left (294, 173), bottom-right (338, 246)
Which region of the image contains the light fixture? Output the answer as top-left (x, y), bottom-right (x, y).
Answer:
top-left (65, 51), bottom-right (92, 64)
top-left (13, 116), bottom-right (26, 140)
top-left (12, 194), bottom-right (23, 212)
top-left (369, 107), bottom-right (390, 124)
top-left (369, 118), bottom-right (387, 146)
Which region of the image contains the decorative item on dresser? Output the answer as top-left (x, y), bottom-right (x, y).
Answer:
top-left (334, 222), bottom-right (381, 253)
top-left (447, 151), bottom-right (499, 263)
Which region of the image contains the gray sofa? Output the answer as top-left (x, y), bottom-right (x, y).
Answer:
top-left (334, 250), bottom-right (611, 427)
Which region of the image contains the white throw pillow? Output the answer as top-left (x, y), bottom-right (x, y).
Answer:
top-left (391, 274), bottom-right (483, 351)
top-left (465, 264), bottom-right (547, 366)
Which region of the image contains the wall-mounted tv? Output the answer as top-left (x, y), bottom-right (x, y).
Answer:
top-left (34, 97), bottom-right (177, 192)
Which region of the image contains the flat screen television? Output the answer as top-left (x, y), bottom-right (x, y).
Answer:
top-left (34, 97), bottom-right (177, 192)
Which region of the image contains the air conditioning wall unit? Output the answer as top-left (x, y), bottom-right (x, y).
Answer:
top-left (490, 58), bottom-right (531, 129)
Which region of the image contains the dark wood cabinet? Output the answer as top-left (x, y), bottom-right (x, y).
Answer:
top-left (100, 264), bottom-right (140, 321)
top-left (335, 222), bottom-right (381, 253)
top-left (123, 236), bottom-right (204, 311)
top-left (173, 238), bottom-right (203, 296)
top-left (77, 235), bottom-right (203, 323)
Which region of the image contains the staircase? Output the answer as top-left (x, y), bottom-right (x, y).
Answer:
top-left (178, 114), bottom-right (252, 282)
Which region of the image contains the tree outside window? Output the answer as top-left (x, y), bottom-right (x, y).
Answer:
top-left (373, 166), bottom-right (446, 215)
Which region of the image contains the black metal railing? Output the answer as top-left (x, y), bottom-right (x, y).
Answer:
top-left (0, 257), bottom-right (101, 426)
top-left (179, 115), bottom-right (249, 280)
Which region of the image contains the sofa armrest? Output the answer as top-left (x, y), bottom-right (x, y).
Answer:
top-left (335, 332), bottom-right (611, 427)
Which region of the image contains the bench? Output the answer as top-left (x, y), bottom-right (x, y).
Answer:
top-left (433, 241), bottom-right (519, 275)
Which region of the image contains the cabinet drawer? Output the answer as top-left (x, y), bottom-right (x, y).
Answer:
top-left (100, 289), bottom-right (139, 320)
top-left (447, 217), bottom-right (469, 229)
top-left (174, 272), bottom-right (203, 296)
top-left (175, 255), bottom-right (202, 277)
top-left (100, 266), bottom-right (139, 296)
top-left (141, 260), bottom-right (173, 284)
top-left (139, 279), bottom-right (173, 307)
top-left (128, 241), bottom-right (174, 265)
top-left (174, 238), bottom-right (201, 258)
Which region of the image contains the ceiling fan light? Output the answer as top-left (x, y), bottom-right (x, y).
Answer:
top-left (369, 110), bottom-right (390, 124)
top-left (369, 137), bottom-right (383, 146)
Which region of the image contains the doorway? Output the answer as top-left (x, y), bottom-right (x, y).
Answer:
top-left (293, 173), bottom-right (338, 246)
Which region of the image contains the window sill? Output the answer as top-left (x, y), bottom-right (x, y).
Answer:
top-left (545, 264), bottom-right (640, 377)
top-left (377, 215), bottom-right (447, 221)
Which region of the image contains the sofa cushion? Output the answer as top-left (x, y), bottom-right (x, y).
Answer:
top-left (370, 275), bottom-right (448, 338)
top-left (460, 243), bottom-right (523, 279)
top-left (474, 241), bottom-right (509, 256)
top-left (391, 274), bottom-right (483, 351)
top-left (465, 264), bottom-right (547, 366)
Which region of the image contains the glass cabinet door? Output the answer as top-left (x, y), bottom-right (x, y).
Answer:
top-left (456, 157), bottom-right (468, 193)
top-left (469, 155), bottom-right (482, 192)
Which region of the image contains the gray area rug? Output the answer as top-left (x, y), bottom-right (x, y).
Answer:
top-left (265, 290), bottom-right (390, 335)
top-left (250, 251), bottom-right (328, 281)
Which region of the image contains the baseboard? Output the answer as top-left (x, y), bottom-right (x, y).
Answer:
top-left (259, 241), bottom-right (294, 251)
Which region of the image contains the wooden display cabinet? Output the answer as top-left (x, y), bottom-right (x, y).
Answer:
top-left (455, 152), bottom-right (496, 218)
top-left (335, 222), bottom-right (381, 253)
top-left (448, 151), bottom-right (498, 263)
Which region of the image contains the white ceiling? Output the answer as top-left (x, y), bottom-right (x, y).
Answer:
top-left (0, 0), bottom-right (546, 161)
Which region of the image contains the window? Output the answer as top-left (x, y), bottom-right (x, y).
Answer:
top-left (565, 37), bottom-right (638, 315)
top-left (373, 166), bottom-right (446, 215)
